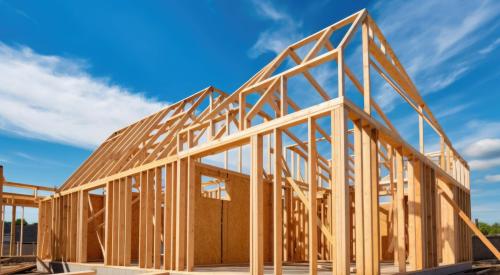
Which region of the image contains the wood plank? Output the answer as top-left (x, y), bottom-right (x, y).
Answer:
top-left (395, 148), bottom-right (405, 272)
top-left (154, 168), bottom-right (162, 269)
top-left (164, 164), bottom-right (172, 270)
top-left (77, 190), bottom-right (88, 263)
top-left (250, 134), bottom-right (264, 275)
top-left (273, 129), bottom-right (283, 275)
top-left (124, 176), bottom-right (132, 265)
top-left (353, 119), bottom-right (364, 275)
top-left (308, 117), bottom-right (318, 275)
top-left (104, 182), bottom-right (113, 265)
top-left (139, 172), bottom-right (147, 268)
top-left (332, 107), bottom-right (350, 274)
top-left (175, 160), bottom-right (187, 270)
top-left (146, 170), bottom-right (155, 268)
top-left (186, 157), bottom-right (196, 271)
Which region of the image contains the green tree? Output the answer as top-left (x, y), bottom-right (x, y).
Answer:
top-left (15, 218), bottom-right (28, 226)
top-left (477, 222), bottom-right (500, 236)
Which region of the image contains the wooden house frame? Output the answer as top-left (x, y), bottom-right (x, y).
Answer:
top-left (0, 166), bottom-right (56, 257)
top-left (32, 9), bottom-right (500, 274)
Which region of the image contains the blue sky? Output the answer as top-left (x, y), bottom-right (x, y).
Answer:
top-left (0, 0), bottom-right (499, 223)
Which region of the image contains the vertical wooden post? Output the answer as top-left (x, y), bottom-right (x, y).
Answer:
top-left (273, 129), bottom-right (283, 275)
top-left (176, 159), bottom-right (187, 270)
top-left (332, 107), bottom-right (350, 274)
top-left (124, 176), bottom-right (132, 266)
top-left (250, 134), bottom-right (264, 275)
top-left (146, 170), bottom-right (155, 268)
top-left (186, 157), bottom-right (196, 271)
top-left (362, 21), bottom-right (371, 115)
top-left (154, 168), bottom-right (163, 269)
top-left (118, 179), bottom-right (125, 265)
top-left (239, 93), bottom-right (246, 130)
top-left (139, 172), bottom-right (147, 268)
top-left (170, 162), bottom-right (178, 270)
top-left (164, 164), bottom-right (172, 270)
top-left (112, 181), bottom-right (119, 265)
top-left (10, 203), bottom-right (16, 256)
top-left (308, 118), bottom-right (318, 275)
top-left (353, 119), bottom-right (364, 275)
top-left (338, 49), bottom-right (345, 97)
top-left (19, 206), bottom-right (24, 256)
top-left (419, 106), bottom-right (424, 154)
top-left (440, 180), bottom-right (457, 264)
top-left (280, 76), bottom-right (287, 117)
top-left (77, 190), bottom-right (88, 263)
top-left (362, 125), bottom-right (380, 274)
top-left (395, 148), bottom-right (406, 272)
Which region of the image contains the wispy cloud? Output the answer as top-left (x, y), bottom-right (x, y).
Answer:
top-left (484, 174), bottom-right (500, 183)
top-left (470, 158), bottom-right (500, 171)
top-left (371, 0), bottom-right (500, 110)
top-left (463, 138), bottom-right (500, 160)
top-left (15, 152), bottom-right (72, 168)
top-left (0, 43), bottom-right (166, 149)
top-left (248, 0), bottom-right (302, 58)
top-left (479, 38), bottom-right (500, 55)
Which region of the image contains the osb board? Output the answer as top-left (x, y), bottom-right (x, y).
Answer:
top-left (88, 194), bottom-right (104, 261)
top-left (379, 203), bottom-right (393, 261)
top-left (195, 171), bottom-right (223, 265)
top-left (194, 164), bottom-right (273, 265)
top-left (222, 175), bottom-right (250, 264)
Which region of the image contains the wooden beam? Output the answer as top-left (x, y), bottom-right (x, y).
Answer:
top-left (186, 157), bottom-right (196, 271)
top-left (250, 134), bottom-right (264, 275)
top-left (124, 176), bottom-right (132, 265)
top-left (164, 164), bottom-right (173, 270)
top-left (362, 125), bottom-right (380, 274)
top-left (154, 168), bottom-right (162, 269)
top-left (175, 159), bottom-right (187, 270)
top-left (146, 170), bottom-right (155, 268)
top-left (77, 190), bottom-right (88, 263)
top-left (332, 107), bottom-right (350, 274)
top-left (395, 148), bottom-right (406, 272)
top-left (308, 117), bottom-right (318, 275)
top-left (104, 182), bottom-right (114, 265)
top-left (353, 119), bottom-right (365, 275)
top-left (361, 20), bottom-right (371, 114)
top-left (10, 203), bottom-right (16, 256)
top-left (273, 129), bottom-right (283, 275)
top-left (138, 172), bottom-right (147, 268)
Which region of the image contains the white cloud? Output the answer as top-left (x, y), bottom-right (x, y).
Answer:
top-left (452, 122), bottom-right (500, 171)
top-left (249, 0), bottom-right (302, 57)
top-left (435, 102), bottom-right (473, 119)
top-left (479, 38), bottom-right (500, 55)
top-left (484, 174), bottom-right (500, 183)
top-left (370, 0), bottom-right (500, 110)
top-left (0, 43), bottom-right (166, 149)
top-left (470, 158), bottom-right (500, 171)
top-left (252, 0), bottom-right (287, 21)
top-left (463, 138), bottom-right (500, 159)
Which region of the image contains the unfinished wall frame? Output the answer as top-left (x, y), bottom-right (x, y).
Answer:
top-left (33, 9), bottom-right (500, 275)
